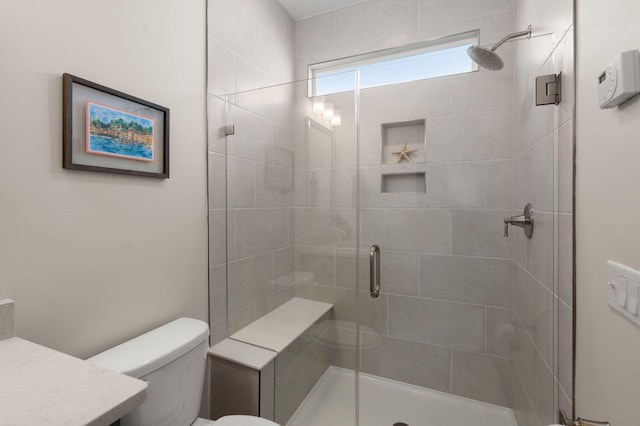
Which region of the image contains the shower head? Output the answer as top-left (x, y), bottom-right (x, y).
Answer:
top-left (467, 25), bottom-right (532, 71)
top-left (467, 46), bottom-right (504, 71)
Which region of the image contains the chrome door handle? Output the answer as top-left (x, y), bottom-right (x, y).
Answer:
top-left (369, 244), bottom-right (380, 298)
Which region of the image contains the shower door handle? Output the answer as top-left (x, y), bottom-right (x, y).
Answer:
top-left (369, 244), bottom-right (380, 298)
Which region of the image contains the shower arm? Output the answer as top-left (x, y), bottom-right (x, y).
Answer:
top-left (490, 25), bottom-right (532, 51)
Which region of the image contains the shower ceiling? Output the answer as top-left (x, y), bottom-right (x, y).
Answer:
top-left (278, 0), bottom-right (367, 20)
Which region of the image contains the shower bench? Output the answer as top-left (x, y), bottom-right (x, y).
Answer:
top-left (207, 298), bottom-right (334, 422)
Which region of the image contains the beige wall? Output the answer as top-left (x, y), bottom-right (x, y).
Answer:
top-left (0, 0), bottom-right (208, 359)
top-left (576, 0), bottom-right (640, 424)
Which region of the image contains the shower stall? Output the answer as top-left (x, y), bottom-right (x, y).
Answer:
top-left (207, 1), bottom-right (575, 425)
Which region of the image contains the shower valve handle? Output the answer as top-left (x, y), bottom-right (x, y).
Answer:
top-left (503, 203), bottom-right (534, 239)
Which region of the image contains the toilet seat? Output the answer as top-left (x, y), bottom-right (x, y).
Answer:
top-left (216, 415), bottom-right (280, 426)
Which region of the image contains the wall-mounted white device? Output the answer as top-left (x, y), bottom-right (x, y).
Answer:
top-left (607, 260), bottom-right (640, 327)
top-left (598, 50), bottom-right (640, 109)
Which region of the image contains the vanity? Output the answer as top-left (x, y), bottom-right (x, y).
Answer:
top-left (0, 299), bottom-right (147, 426)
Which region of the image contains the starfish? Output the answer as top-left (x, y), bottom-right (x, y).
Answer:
top-left (391, 142), bottom-right (417, 163)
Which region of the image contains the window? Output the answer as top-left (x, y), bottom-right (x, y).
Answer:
top-left (308, 31), bottom-right (479, 97)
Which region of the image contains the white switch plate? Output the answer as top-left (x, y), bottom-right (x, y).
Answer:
top-left (629, 282), bottom-right (639, 315)
top-left (607, 260), bottom-right (640, 327)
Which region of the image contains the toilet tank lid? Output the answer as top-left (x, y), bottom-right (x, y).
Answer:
top-left (87, 318), bottom-right (209, 378)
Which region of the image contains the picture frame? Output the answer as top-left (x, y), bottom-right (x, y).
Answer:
top-left (62, 73), bottom-right (170, 178)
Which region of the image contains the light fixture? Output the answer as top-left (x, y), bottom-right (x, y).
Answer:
top-left (322, 102), bottom-right (334, 120)
top-left (331, 111), bottom-right (341, 126)
top-left (312, 96), bottom-right (325, 113)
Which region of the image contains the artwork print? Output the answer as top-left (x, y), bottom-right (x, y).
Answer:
top-left (86, 102), bottom-right (155, 161)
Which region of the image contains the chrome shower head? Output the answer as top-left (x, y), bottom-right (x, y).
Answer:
top-left (467, 45), bottom-right (504, 71)
top-left (467, 25), bottom-right (532, 71)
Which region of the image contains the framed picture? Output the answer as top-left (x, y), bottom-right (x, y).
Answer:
top-left (63, 73), bottom-right (170, 178)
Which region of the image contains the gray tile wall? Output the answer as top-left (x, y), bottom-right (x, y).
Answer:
top-left (207, 0), bottom-right (574, 422)
top-left (207, 0), bottom-right (296, 342)
top-left (274, 312), bottom-right (332, 424)
top-left (295, 0), bottom-right (518, 409)
top-left (294, 0), bottom-right (573, 417)
top-left (513, 0), bottom-right (574, 424)
top-left (0, 299), bottom-right (14, 340)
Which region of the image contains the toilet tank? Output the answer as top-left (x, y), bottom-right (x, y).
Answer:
top-left (88, 318), bottom-right (209, 426)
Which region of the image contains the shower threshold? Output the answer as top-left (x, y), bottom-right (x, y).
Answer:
top-left (286, 366), bottom-right (517, 426)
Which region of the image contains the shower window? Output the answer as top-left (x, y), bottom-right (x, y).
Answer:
top-left (308, 30), bottom-right (479, 96)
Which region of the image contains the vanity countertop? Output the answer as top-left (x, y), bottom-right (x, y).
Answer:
top-left (0, 336), bottom-right (147, 426)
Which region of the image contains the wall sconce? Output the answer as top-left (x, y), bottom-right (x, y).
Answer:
top-left (331, 112), bottom-right (341, 126)
top-left (313, 96), bottom-right (325, 113)
top-left (323, 102), bottom-right (334, 120)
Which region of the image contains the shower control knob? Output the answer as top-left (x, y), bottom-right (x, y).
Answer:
top-left (503, 203), bottom-right (534, 239)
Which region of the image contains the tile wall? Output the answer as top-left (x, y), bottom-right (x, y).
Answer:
top-left (208, 0), bottom-right (574, 423)
top-left (274, 312), bottom-right (333, 424)
top-left (207, 0), bottom-right (296, 343)
top-left (0, 299), bottom-right (14, 340)
top-left (294, 0), bottom-right (519, 408)
top-left (511, 0), bottom-right (574, 425)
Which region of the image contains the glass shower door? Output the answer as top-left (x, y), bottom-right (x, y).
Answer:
top-left (219, 75), bottom-right (360, 426)
top-left (355, 56), bottom-right (557, 425)
top-left (214, 60), bottom-right (558, 426)
top-left (275, 77), bottom-right (359, 425)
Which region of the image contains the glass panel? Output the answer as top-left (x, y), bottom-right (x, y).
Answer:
top-left (211, 27), bottom-right (569, 426)
top-left (356, 34), bottom-right (556, 426)
top-left (222, 74), bottom-right (358, 425)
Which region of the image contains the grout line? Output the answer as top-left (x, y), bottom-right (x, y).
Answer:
top-left (417, 254), bottom-right (422, 297)
top-left (332, 248), bottom-right (337, 287)
top-left (384, 294), bottom-right (389, 336)
top-left (484, 306), bottom-right (488, 353)
top-left (557, 294), bottom-right (573, 311)
top-left (449, 209), bottom-right (454, 256)
top-left (512, 355), bottom-right (541, 426)
top-left (357, 329), bottom-right (514, 362)
top-left (512, 305), bottom-right (554, 374)
top-left (450, 351), bottom-right (453, 393)
top-left (484, 160), bottom-right (489, 209)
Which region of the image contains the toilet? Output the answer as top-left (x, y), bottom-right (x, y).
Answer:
top-left (88, 318), bottom-right (278, 426)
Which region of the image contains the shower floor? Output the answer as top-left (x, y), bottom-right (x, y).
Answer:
top-left (286, 366), bottom-right (517, 426)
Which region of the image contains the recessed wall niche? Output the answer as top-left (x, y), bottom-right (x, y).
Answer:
top-left (381, 172), bottom-right (426, 193)
top-left (380, 119), bottom-right (427, 194)
top-left (381, 119), bottom-right (426, 164)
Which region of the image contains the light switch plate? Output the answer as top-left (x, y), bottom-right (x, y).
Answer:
top-left (608, 260), bottom-right (640, 327)
top-left (617, 280), bottom-right (628, 308)
top-left (628, 283), bottom-right (639, 315)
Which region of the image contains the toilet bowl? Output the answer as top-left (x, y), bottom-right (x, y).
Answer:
top-left (88, 318), bottom-right (278, 426)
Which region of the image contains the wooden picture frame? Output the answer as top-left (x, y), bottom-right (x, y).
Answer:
top-left (62, 73), bottom-right (170, 178)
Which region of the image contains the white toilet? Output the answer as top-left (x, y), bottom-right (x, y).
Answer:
top-left (88, 318), bottom-right (278, 426)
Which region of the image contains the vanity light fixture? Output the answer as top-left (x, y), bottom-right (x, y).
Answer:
top-left (322, 102), bottom-right (334, 120)
top-left (312, 96), bottom-right (325, 113)
top-left (331, 111), bottom-right (341, 126)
